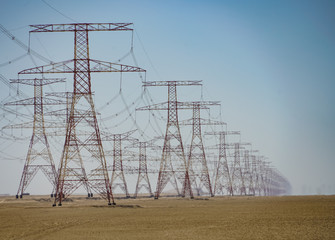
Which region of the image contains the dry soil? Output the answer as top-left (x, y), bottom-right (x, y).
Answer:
top-left (0, 195), bottom-right (334, 239)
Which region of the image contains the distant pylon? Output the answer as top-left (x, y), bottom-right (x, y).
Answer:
top-left (5, 78), bottom-right (64, 198)
top-left (252, 154), bottom-right (264, 196)
top-left (215, 132), bottom-right (232, 196)
top-left (18, 23), bottom-right (146, 206)
top-left (102, 130), bottom-right (137, 198)
top-left (230, 142), bottom-right (250, 195)
top-left (110, 134), bottom-right (130, 198)
top-left (206, 131), bottom-right (239, 196)
top-left (134, 142), bottom-right (153, 198)
top-left (254, 158), bottom-right (267, 196)
top-left (242, 149), bottom-right (255, 195)
top-left (180, 101), bottom-right (222, 197)
top-left (261, 161), bottom-right (271, 196)
top-left (137, 81), bottom-right (202, 199)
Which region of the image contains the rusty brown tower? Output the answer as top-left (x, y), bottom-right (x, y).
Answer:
top-left (137, 81), bottom-right (203, 199)
top-left (205, 131), bottom-right (239, 196)
top-left (179, 101), bottom-right (223, 197)
top-left (18, 23), bottom-right (146, 206)
top-left (5, 78), bottom-right (64, 198)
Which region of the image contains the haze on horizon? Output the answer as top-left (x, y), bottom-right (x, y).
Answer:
top-left (0, 0), bottom-right (334, 196)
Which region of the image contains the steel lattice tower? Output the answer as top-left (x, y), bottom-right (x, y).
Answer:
top-left (242, 150), bottom-right (255, 195)
top-left (110, 134), bottom-right (130, 198)
top-left (214, 132), bottom-right (231, 196)
top-left (261, 161), bottom-right (271, 196)
top-left (18, 23), bottom-right (145, 206)
top-left (102, 130), bottom-right (137, 198)
top-left (180, 101), bottom-right (222, 197)
top-left (134, 142), bottom-right (153, 198)
top-left (254, 158), bottom-right (268, 196)
top-left (252, 154), bottom-right (265, 196)
top-left (206, 131), bottom-right (239, 196)
top-left (5, 78), bottom-right (64, 198)
top-left (137, 81), bottom-right (202, 199)
top-left (123, 138), bottom-right (157, 198)
top-left (230, 142), bottom-right (250, 195)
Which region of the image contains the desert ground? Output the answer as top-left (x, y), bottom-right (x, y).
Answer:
top-left (0, 195), bottom-right (334, 239)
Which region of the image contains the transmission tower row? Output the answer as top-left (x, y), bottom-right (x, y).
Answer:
top-left (1, 22), bottom-right (291, 206)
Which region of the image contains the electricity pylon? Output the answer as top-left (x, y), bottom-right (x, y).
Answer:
top-left (242, 149), bottom-right (256, 195)
top-left (125, 138), bottom-right (163, 198)
top-left (5, 78), bottom-right (64, 198)
top-left (137, 80), bottom-right (202, 199)
top-left (251, 154), bottom-right (270, 196)
top-left (179, 101), bottom-right (222, 197)
top-left (260, 160), bottom-right (272, 196)
top-left (205, 131), bottom-right (240, 196)
top-left (134, 141), bottom-right (153, 198)
top-left (102, 131), bottom-right (136, 198)
top-left (18, 23), bottom-right (146, 206)
top-left (229, 142), bottom-right (251, 195)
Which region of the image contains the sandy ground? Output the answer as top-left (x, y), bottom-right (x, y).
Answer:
top-left (0, 195), bottom-right (334, 239)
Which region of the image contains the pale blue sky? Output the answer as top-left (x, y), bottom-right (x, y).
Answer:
top-left (0, 0), bottom-right (334, 195)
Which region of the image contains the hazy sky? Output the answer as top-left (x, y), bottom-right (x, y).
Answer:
top-left (0, 0), bottom-right (334, 195)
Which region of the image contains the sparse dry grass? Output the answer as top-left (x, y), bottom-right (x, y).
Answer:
top-left (0, 195), bottom-right (334, 239)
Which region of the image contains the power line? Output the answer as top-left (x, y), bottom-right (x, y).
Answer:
top-left (0, 53), bottom-right (29, 68)
top-left (0, 24), bottom-right (52, 64)
top-left (41, 0), bottom-right (79, 23)
top-left (134, 29), bottom-right (161, 79)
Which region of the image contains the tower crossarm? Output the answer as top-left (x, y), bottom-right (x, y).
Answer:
top-left (180, 118), bottom-right (226, 126)
top-left (2, 121), bottom-right (65, 129)
top-left (136, 101), bottom-right (219, 111)
top-left (188, 101), bottom-right (220, 106)
top-left (143, 80), bottom-right (202, 87)
top-left (177, 101), bottom-right (220, 109)
top-left (5, 97), bottom-right (66, 106)
top-left (223, 142), bottom-right (251, 149)
top-left (125, 139), bottom-right (162, 151)
top-left (18, 59), bottom-right (146, 75)
top-left (30, 23), bottom-right (133, 32)
top-left (136, 101), bottom-right (193, 111)
top-left (100, 130), bottom-right (137, 141)
top-left (44, 108), bottom-right (101, 116)
top-left (10, 78), bottom-right (65, 86)
top-left (207, 143), bottom-right (250, 150)
top-left (232, 142), bottom-right (252, 146)
top-left (136, 102), bottom-right (169, 111)
top-left (2, 121), bottom-right (35, 129)
top-left (45, 92), bottom-right (73, 98)
top-left (205, 131), bottom-right (241, 136)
